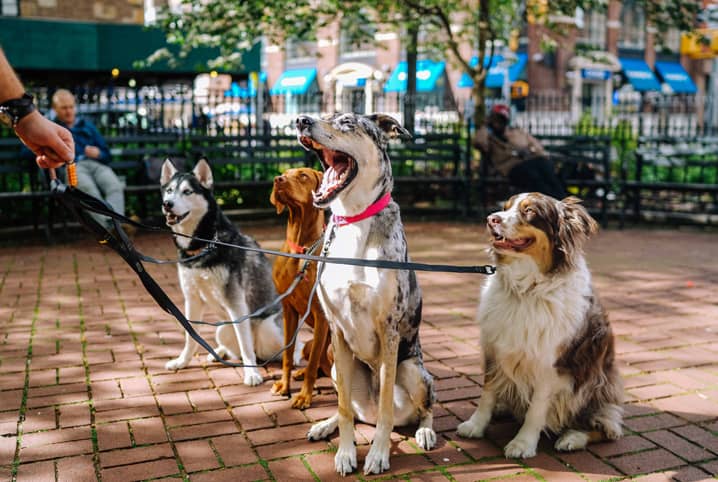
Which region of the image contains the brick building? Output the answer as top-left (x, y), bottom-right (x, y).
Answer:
top-left (264, 1), bottom-right (707, 118)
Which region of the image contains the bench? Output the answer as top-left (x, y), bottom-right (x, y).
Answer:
top-left (0, 136), bottom-right (56, 238)
top-left (389, 132), bottom-right (469, 215)
top-left (620, 136), bottom-right (718, 225)
top-left (106, 133), bottom-right (185, 218)
top-left (477, 134), bottom-right (612, 225)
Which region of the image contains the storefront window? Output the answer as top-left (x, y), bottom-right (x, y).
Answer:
top-left (0, 0), bottom-right (18, 16)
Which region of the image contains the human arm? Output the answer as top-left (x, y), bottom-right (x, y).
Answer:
top-left (525, 133), bottom-right (547, 158)
top-left (473, 125), bottom-right (491, 153)
top-left (0, 48), bottom-right (74, 168)
top-left (83, 122), bottom-right (110, 163)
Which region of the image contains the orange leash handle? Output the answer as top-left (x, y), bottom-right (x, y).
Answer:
top-left (66, 161), bottom-right (78, 187)
top-left (47, 161), bottom-right (77, 187)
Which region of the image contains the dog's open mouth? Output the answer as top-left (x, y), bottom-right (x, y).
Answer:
top-left (490, 228), bottom-right (534, 251)
top-left (165, 211), bottom-right (189, 226)
top-left (300, 136), bottom-right (357, 205)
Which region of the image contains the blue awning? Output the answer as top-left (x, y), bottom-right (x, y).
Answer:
top-left (383, 60), bottom-right (446, 93)
top-left (654, 61), bottom-right (697, 94)
top-left (224, 72), bottom-right (267, 98)
top-left (458, 53), bottom-right (528, 89)
top-left (269, 68), bottom-right (317, 95)
top-left (619, 58), bottom-right (661, 92)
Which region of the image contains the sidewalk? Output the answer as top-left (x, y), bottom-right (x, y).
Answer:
top-left (1, 222), bottom-right (717, 481)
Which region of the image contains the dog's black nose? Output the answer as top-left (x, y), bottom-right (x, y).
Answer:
top-left (163, 200), bottom-right (173, 210)
top-left (296, 115), bottom-right (314, 129)
top-left (487, 214), bottom-right (502, 226)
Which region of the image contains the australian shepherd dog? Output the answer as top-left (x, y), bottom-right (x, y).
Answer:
top-left (457, 193), bottom-right (623, 458)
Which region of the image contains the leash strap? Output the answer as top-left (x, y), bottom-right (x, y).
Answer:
top-left (50, 180), bottom-right (292, 368)
top-left (64, 191), bottom-right (496, 275)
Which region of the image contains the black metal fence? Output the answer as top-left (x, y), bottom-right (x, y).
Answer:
top-left (2, 85), bottom-right (718, 237)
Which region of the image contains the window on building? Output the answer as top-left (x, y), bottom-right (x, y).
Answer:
top-left (1, 0), bottom-right (19, 16)
top-left (286, 38), bottom-right (317, 65)
top-left (619, 0), bottom-right (646, 50)
top-left (578, 10), bottom-right (606, 48)
top-left (339, 15), bottom-right (376, 59)
top-left (656, 27), bottom-right (681, 53)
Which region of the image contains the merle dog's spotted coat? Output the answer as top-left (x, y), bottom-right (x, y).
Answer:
top-left (296, 113), bottom-right (436, 476)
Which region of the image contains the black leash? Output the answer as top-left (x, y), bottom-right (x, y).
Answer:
top-left (49, 180), bottom-right (496, 368)
top-left (58, 184), bottom-right (497, 275)
top-left (51, 180), bottom-right (311, 368)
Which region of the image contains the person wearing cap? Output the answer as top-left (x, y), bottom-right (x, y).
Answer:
top-left (474, 104), bottom-right (565, 199)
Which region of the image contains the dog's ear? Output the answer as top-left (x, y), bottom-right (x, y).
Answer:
top-left (269, 186), bottom-right (285, 214)
top-left (561, 196), bottom-right (598, 238)
top-left (367, 114), bottom-right (412, 140)
top-left (192, 157), bottom-right (214, 189)
top-left (160, 158), bottom-right (177, 185)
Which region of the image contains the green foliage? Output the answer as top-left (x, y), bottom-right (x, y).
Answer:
top-left (149, 0), bottom-right (701, 130)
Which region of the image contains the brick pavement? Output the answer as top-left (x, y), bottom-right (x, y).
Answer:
top-left (0, 222), bottom-right (717, 481)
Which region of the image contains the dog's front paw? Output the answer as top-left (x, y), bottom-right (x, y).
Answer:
top-left (456, 419), bottom-right (487, 439)
top-left (307, 417), bottom-right (337, 441)
top-left (504, 435), bottom-right (538, 459)
top-left (363, 442), bottom-right (390, 475)
top-left (165, 357), bottom-right (190, 371)
top-left (243, 369), bottom-right (263, 386)
top-left (291, 389), bottom-right (313, 410)
top-left (555, 430), bottom-right (589, 452)
top-left (271, 380), bottom-right (289, 397)
top-left (335, 446), bottom-right (357, 476)
top-left (415, 427), bottom-right (437, 451)
top-left (206, 345), bottom-right (230, 363)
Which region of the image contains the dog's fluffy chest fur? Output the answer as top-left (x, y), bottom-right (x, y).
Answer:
top-left (319, 221), bottom-right (399, 365)
top-left (177, 264), bottom-right (231, 306)
top-left (479, 258), bottom-right (592, 372)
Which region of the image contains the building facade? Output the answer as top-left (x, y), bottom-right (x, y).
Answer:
top-left (263, 1), bottom-right (709, 121)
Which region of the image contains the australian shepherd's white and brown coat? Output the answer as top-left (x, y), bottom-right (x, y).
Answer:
top-left (458, 192), bottom-right (623, 458)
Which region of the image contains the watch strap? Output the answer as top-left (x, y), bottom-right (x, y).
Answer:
top-left (0, 93), bottom-right (36, 128)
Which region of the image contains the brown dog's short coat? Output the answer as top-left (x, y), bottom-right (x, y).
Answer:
top-left (270, 167), bottom-right (333, 409)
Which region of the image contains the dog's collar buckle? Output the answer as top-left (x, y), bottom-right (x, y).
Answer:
top-left (332, 192), bottom-right (392, 227)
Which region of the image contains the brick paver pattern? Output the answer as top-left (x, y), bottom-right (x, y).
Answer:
top-left (1, 222), bottom-right (717, 481)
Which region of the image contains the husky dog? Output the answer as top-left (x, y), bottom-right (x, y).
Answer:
top-left (296, 113), bottom-right (436, 476)
top-left (160, 158), bottom-right (285, 386)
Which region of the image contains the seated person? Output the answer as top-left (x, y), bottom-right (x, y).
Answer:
top-left (474, 103), bottom-right (565, 200)
top-left (50, 89), bottom-right (126, 229)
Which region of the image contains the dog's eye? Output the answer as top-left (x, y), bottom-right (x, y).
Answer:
top-left (524, 207), bottom-right (534, 215)
top-left (165, 187), bottom-right (173, 194)
top-left (300, 173), bottom-right (309, 180)
top-left (183, 189), bottom-right (193, 196)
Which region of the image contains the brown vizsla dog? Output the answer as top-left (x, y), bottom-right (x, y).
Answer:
top-left (270, 167), bottom-right (333, 409)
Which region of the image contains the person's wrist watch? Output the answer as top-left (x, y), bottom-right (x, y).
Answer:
top-left (0, 93), bottom-right (37, 129)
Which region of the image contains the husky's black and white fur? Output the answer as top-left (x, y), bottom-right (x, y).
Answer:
top-left (296, 113), bottom-right (436, 476)
top-left (160, 158), bottom-right (285, 386)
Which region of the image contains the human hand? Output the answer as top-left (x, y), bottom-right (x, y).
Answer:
top-left (14, 111), bottom-right (75, 169)
top-left (84, 145), bottom-right (101, 159)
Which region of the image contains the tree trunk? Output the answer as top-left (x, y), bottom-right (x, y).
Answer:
top-left (404, 22), bottom-right (419, 135)
top-left (472, 0), bottom-right (492, 132)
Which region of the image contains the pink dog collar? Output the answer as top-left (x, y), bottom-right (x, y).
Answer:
top-left (332, 192), bottom-right (392, 227)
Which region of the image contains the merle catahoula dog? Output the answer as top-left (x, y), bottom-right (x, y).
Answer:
top-left (296, 113), bottom-right (436, 476)
top-left (160, 158), bottom-right (291, 386)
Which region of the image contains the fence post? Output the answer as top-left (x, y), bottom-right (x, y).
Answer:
top-left (464, 120), bottom-right (473, 217)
